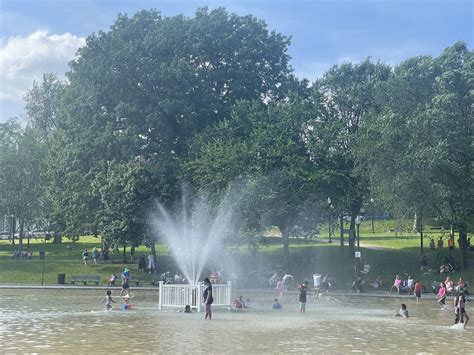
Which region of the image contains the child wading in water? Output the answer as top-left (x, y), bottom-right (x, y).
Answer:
top-left (298, 281), bottom-right (308, 314)
top-left (454, 291), bottom-right (469, 328)
top-left (437, 282), bottom-right (447, 308)
top-left (123, 296), bottom-right (134, 310)
top-left (395, 304), bottom-right (409, 318)
top-left (103, 290), bottom-right (116, 311)
top-left (414, 280), bottom-right (422, 304)
top-left (272, 298), bottom-right (283, 310)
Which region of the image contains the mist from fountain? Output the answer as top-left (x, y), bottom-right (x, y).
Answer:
top-left (151, 193), bottom-right (234, 284)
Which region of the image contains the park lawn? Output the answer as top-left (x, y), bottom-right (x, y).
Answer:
top-left (0, 221), bottom-right (472, 290)
top-left (0, 236), bottom-right (169, 285)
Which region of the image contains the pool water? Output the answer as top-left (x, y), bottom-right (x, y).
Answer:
top-left (0, 289), bottom-right (472, 353)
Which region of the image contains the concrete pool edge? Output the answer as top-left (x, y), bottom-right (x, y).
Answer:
top-left (0, 284), bottom-right (446, 299)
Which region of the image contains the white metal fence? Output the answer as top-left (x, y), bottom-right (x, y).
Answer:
top-left (158, 281), bottom-right (232, 312)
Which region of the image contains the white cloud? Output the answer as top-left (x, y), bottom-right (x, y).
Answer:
top-left (0, 30), bottom-right (85, 120)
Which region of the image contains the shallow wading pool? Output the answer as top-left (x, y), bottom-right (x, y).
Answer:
top-left (0, 289), bottom-right (472, 353)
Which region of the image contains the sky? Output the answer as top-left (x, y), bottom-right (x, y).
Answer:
top-left (0, 0), bottom-right (472, 122)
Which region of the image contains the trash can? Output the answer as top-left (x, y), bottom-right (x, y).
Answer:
top-left (58, 273), bottom-right (66, 285)
top-left (39, 251), bottom-right (45, 260)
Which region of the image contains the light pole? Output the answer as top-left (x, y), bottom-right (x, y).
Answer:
top-left (370, 198), bottom-right (375, 233)
top-left (355, 215), bottom-right (361, 250)
top-left (327, 197), bottom-right (332, 243)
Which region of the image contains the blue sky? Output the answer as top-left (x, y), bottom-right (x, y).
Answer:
top-left (0, 0), bottom-right (472, 121)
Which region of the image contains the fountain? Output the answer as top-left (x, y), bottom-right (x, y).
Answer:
top-left (151, 192), bottom-right (234, 310)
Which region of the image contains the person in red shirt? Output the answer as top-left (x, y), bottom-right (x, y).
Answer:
top-left (448, 237), bottom-right (455, 253)
top-left (414, 280), bottom-right (423, 304)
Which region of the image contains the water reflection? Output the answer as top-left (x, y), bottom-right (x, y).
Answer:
top-left (0, 289), bottom-right (471, 353)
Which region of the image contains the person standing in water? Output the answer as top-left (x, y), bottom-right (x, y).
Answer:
top-left (103, 290), bottom-right (116, 311)
top-left (457, 291), bottom-right (469, 328)
top-left (275, 278), bottom-right (285, 299)
top-left (414, 280), bottom-right (423, 304)
top-left (298, 281), bottom-right (308, 314)
top-left (203, 277), bottom-right (213, 320)
top-left (437, 282), bottom-right (447, 308)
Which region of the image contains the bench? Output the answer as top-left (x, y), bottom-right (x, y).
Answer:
top-left (71, 275), bottom-right (88, 285)
top-left (133, 276), bottom-right (143, 286)
top-left (87, 275), bottom-right (101, 285)
top-left (70, 275), bottom-right (100, 285)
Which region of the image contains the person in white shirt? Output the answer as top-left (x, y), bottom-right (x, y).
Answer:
top-left (147, 254), bottom-right (156, 274)
top-left (407, 276), bottom-right (414, 294)
top-left (313, 273), bottom-right (321, 296)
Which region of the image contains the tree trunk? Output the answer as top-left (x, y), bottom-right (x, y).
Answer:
top-left (19, 219), bottom-right (24, 251)
top-left (11, 216), bottom-right (16, 245)
top-left (349, 209), bottom-right (359, 258)
top-left (339, 214), bottom-right (344, 252)
top-left (419, 212), bottom-right (424, 256)
top-left (458, 223), bottom-right (469, 269)
top-left (123, 245), bottom-right (127, 263)
top-left (281, 227), bottom-right (290, 273)
top-left (53, 232), bottom-right (62, 244)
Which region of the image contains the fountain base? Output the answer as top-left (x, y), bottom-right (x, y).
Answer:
top-left (158, 281), bottom-right (232, 312)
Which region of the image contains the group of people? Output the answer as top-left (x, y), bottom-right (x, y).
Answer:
top-left (81, 246), bottom-right (111, 266)
top-left (312, 272), bottom-right (335, 294)
top-left (103, 290), bottom-right (134, 311)
top-left (11, 247), bottom-right (33, 259)
top-left (433, 276), bottom-right (469, 295)
top-left (138, 253), bottom-right (156, 274)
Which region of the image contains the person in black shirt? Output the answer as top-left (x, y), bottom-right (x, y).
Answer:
top-left (298, 281), bottom-right (308, 314)
top-left (203, 277), bottom-right (213, 320)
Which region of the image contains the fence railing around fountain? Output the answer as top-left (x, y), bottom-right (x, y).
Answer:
top-left (158, 281), bottom-right (232, 312)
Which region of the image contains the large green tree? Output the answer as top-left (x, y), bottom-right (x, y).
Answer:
top-left (305, 60), bottom-right (391, 238)
top-left (0, 120), bottom-right (46, 247)
top-left (51, 7), bottom-right (298, 240)
top-left (360, 42), bottom-right (473, 268)
top-left (185, 98), bottom-right (321, 271)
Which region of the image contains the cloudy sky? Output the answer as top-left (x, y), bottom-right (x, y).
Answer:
top-left (0, 0), bottom-right (472, 122)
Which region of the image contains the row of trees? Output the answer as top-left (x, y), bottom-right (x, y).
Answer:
top-left (0, 8), bottom-right (472, 269)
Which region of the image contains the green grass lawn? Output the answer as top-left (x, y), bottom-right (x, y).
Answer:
top-left (0, 220), bottom-right (472, 291)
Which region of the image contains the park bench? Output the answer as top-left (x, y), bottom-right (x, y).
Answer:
top-left (87, 275), bottom-right (101, 285)
top-left (133, 276), bottom-right (143, 286)
top-left (71, 275), bottom-right (88, 285)
top-left (70, 275), bottom-right (101, 285)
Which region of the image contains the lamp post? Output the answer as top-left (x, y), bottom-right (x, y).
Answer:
top-left (370, 198), bottom-right (375, 233)
top-left (327, 198), bottom-right (332, 243)
top-left (41, 236), bottom-right (46, 286)
top-left (355, 215), bottom-right (361, 250)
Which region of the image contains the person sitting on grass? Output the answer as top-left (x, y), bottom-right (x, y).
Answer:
top-left (108, 273), bottom-right (117, 287)
top-left (440, 263), bottom-right (450, 275)
top-left (371, 276), bottom-right (383, 289)
top-left (390, 275), bottom-right (402, 294)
